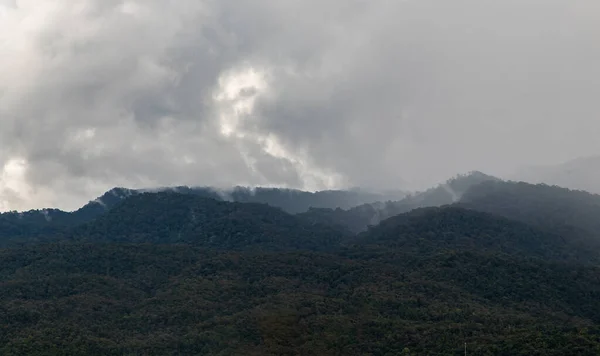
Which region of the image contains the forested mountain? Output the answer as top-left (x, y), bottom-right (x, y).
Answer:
top-left (512, 155), bottom-right (600, 194)
top-left (3, 223), bottom-right (600, 354)
top-left (72, 192), bottom-right (348, 251)
top-left (78, 186), bottom-right (406, 216)
top-left (298, 171), bottom-right (499, 232)
top-left (4, 173), bottom-right (600, 354)
top-left (459, 180), bottom-right (600, 249)
top-left (0, 186), bottom-right (404, 242)
top-left (350, 206), bottom-right (593, 262)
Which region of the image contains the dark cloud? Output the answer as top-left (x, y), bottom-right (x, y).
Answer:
top-left (0, 0), bottom-right (599, 210)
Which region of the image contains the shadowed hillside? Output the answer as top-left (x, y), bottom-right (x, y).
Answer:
top-left (513, 156), bottom-right (600, 194)
top-left (72, 192), bottom-right (349, 251)
top-left (458, 180), bottom-right (600, 250)
top-left (3, 174), bottom-right (600, 354)
top-left (299, 171), bottom-right (499, 233)
top-left (0, 186), bottom-right (404, 245)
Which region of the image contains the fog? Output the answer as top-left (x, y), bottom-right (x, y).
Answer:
top-left (1, 0), bottom-right (599, 211)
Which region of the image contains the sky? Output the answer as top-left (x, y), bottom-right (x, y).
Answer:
top-left (0, 0), bottom-right (599, 211)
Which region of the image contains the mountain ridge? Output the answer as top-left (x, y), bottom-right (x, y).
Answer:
top-left (512, 155), bottom-right (600, 194)
top-left (298, 171), bottom-right (500, 232)
top-left (3, 171), bottom-right (600, 353)
top-left (71, 191), bottom-right (349, 251)
top-left (0, 185), bottom-right (406, 244)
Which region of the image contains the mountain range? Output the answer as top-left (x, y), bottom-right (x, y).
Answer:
top-left (0, 186), bottom-right (405, 245)
top-left (3, 171), bottom-right (600, 354)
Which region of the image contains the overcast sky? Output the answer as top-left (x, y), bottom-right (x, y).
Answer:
top-left (0, 0), bottom-right (599, 211)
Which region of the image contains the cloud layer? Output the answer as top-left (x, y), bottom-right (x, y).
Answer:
top-left (1, 0), bottom-right (599, 211)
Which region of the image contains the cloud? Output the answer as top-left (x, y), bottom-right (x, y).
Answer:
top-left (0, 0), bottom-right (599, 210)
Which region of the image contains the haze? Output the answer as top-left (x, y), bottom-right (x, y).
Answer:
top-left (1, 0), bottom-right (599, 211)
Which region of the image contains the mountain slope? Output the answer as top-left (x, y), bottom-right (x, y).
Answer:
top-left (0, 209), bottom-right (72, 246)
top-left (349, 206), bottom-right (593, 263)
top-left (72, 192), bottom-right (348, 251)
top-left (299, 171), bottom-right (500, 233)
top-left (76, 186), bottom-right (406, 216)
top-left (2, 242), bottom-right (600, 355)
top-left (0, 186), bottom-right (403, 245)
top-left (227, 186), bottom-right (406, 214)
top-left (459, 180), bottom-right (600, 247)
top-left (3, 178), bottom-right (600, 353)
top-left (513, 155), bottom-right (600, 194)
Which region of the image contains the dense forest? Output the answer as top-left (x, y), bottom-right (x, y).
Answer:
top-left (3, 173), bottom-right (600, 354)
top-left (298, 171), bottom-right (499, 233)
top-left (0, 186), bottom-right (405, 244)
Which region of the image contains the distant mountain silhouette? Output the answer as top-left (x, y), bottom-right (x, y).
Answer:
top-left (458, 180), bottom-right (600, 260)
top-left (512, 155), bottom-right (600, 194)
top-left (70, 185), bottom-right (408, 217)
top-left (298, 171), bottom-right (500, 232)
top-left (0, 186), bottom-right (405, 244)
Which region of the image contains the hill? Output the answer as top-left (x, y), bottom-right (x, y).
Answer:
top-left (512, 155), bottom-right (600, 194)
top-left (298, 171), bottom-right (499, 233)
top-left (0, 186), bottom-right (403, 244)
top-left (4, 175), bottom-right (600, 354)
top-left (2, 240), bottom-right (600, 354)
top-left (76, 186), bottom-right (406, 216)
top-left (349, 206), bottom-right (590, 262)
top-left (72, 192), bottom-right (348, 251)
top-left (0, 186), bottom-right (405, 246)
top-left (459, 180), bottom-right (600, 248)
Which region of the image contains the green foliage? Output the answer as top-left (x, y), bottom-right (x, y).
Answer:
top-left (3, 178), bottom-right (600, 354)
top-left (298, 171), bottom-right (499, 233)
top-left (229, 187), bottom-right (406, 214)
top-left (459, 180), bottom-right (600, 251)
top-left (72, 192), bottom-right (349, 251)
top-left (351, 206), bottom-right (597, 263)
top-left (2, 243), bottom-right (600, 355)
top-left (0, 186), bottom-right (399, 243)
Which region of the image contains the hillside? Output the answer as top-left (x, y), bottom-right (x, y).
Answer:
top-left (459, 180), bottom-right (600, 248)
top-left (2, 241), bottom-right (600, 354)
top-left (349, 206), bottom-right (592, 262)
top-left (4, 175), bottom-right (600, 354)
top-left (298, 171), bottom-right (499, 233)
top-left (72, 192), bottom-right (348, 251)
top-left (0, 186), bottom-right (403, 244)
top-left (513, 156), bottom-right (600, 194)
top-left (76, 186), bottom-right (406, 216)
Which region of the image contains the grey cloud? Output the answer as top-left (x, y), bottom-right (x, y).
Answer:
top-left (248, 0), bottom-right (600, 188)
top-left (0, 0), bottom-right (599, 210)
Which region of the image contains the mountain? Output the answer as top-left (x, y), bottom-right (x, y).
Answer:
top-left (459, 180), bottom-right (600, 249)
top-left (0, 188), bottom-right (140, 245)
top-left (0, 186), bottom-right (404, 245)
top-left (349, 206), bottom-right (595, 263)
top-left (5, 173), bottom-right (600, 353)
top-left (298, 171), bottom-right (500, 233)
top-left (512, 155), bottom-right (600, 194)
top-left (72, 192), bottom-right (349, 251)
top-left (77, 186), bottom-right (406, 216)
top-left (0, 209), bottom-right (72, 246)
top-left (227, 186), bottom-right (406, 213)
top-left (69, 187), bottom-right (144, 222)
top-left (3, 217), bottom-right (600, 354)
